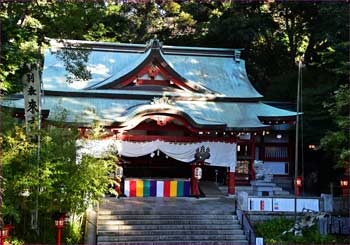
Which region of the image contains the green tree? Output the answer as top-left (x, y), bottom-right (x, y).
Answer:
top-left (321, 84), bottom-right (350, 169)
top-left (1, 111), bottom-right (116, 243)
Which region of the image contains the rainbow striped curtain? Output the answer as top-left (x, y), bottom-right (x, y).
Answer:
top-left (125, 179), bottom-right (191, 197)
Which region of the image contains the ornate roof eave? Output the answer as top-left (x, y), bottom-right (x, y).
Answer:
top-left (42, 119), bottom-right (273, 132)
top-left (43, 90), bottom-right (262, 102)
top-left (258, 114), bottom-right (299, 122)
top-left (227, 125), bottom-right (271, 131)
top-left (87, 39), bottom-right (215, 94)
top-left (116, 105), bottom-right (227, 130)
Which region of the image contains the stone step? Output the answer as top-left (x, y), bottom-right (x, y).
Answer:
top-left (98, 214), bottom-right (237, 220)
top-left (98, 234), bottom-right (247, 242)
top-left (98, 229), bottom-right (244, 236)
top-left (98, 240), bottom-right (249, 245)
top-left (98, 224), bottom-right (242, 231)
top-left (97, 219), bottom-right (239, 225)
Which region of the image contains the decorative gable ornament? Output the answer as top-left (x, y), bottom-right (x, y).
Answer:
top-left (148, 64), bottom-right (159, 77)
top-left (150, 96), bottom-right (176, 106)
top-left (147, 39), bottom-right (162, 49)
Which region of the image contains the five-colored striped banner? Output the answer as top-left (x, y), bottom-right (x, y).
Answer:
top-left (125, 179), bottom-right (191, 197)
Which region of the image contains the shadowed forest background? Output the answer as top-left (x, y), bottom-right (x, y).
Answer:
top-left (2, 0), bottom-right (348, 193)
top-left (0, 0), bottom-right (349, 243)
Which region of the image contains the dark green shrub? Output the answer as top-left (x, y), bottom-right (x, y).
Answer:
top-left (254, 218), bottom-right (348, 244)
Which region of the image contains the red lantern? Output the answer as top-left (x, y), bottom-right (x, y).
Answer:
top-left (194, 167), bottom-right (202, 180)
top-left (0, 225), bottom-right (13, 245)
top-left (340, 179), bottom-right (349, 188)
top-left (340, 178), bottom-right (349, 197)
top-left (296, 176), bottom-right (303, 187)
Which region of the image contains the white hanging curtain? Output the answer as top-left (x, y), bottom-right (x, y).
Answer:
top-left (76, 139), bottom-right (237, 170)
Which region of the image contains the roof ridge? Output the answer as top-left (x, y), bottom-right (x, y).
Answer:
top-left (47, 38), bottom-right (242, 57)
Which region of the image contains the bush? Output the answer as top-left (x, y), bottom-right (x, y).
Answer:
top-left (1, 113), bottom-right (115, 244)
top-left (254, 218), bottom-right (348, 244)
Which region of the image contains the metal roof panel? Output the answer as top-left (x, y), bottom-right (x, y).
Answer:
top-left (1, 97), bottom-right (296, 129)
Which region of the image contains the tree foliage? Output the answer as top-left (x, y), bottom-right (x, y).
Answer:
top-left (0, 112), bottom-right (116, 243)
top-left (0, 0), bottom-right (349, 240)
top-left (1, 1), bottom-right (348, 96)
top-left (321, 84), bottom-right (350, 169)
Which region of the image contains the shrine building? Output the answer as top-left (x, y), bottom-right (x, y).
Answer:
top-left (2, 39), bottom-right (297, 197)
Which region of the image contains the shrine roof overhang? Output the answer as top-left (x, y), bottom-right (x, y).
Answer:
top-left (1, 96), bottom-right (297, 130)
top-left (42, 89), bottom-right (261, 102)
top-left (42, 38), bottom-right (263, 99)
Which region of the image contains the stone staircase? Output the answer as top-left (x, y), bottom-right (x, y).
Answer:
top-left (97, 197), bottom-right (248, 245)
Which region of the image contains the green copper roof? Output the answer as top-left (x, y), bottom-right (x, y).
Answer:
top-left (162, 54), bottom-right (261, 98)
top-left (42, 39), bottom-right (262, 98)
top-left (1, 96), bottom-right (296, 129)
top-left (2, 39), bottom-right (297, 129)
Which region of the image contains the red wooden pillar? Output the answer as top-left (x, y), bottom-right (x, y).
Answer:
top-left (228, 170), bottom-right (235, 195)
top-left (57, 227), bottom-right (61, 245)
top-left (250, 134), bottom-right (256, 180)
top-left (295, 183), bottom-right (300, 197)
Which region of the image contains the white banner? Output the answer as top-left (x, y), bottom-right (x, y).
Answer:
top-left (76, 139), bottom-right (237, 169)
top-left (297, 198), bottom-right (319, 212)
top-left (273, 198), bottom-right (295, 212)
top-left (248, 197), bottom-right (273, 211)
top-left (248, 197), bottom-right (320, 212)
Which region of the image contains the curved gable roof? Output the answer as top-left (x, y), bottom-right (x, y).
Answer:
top-left (42, 39), bottom-right (262, 99)
top-left (118, 103), bottom-right (226, 129)
top-left (88, 40), bottom-right (213, 94)
top-left (163, 54), bottom-right (262, 98)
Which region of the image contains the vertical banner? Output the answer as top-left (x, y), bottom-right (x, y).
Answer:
top-left (129, 180), bottom-right (136, 197)
top-left (143, 180), bottom-right (150, 197)
top-left (124, 180), bottom-right (130, 197)
top-left (163, 181), bottom-right (170, 197)
top-left (156, 181), bottom-right (164, 197)
top-left (136, 180), bottom-right (143, 197)
top-left (177, 181), bottom-right (184, 197)
top-left (23, 64), bottom-right (41, 133)
top-left (150, 180), bottom-right (157, 196)
top-left (170, 181), bottom-right (177, 197)
top-left (184, 181), bottom-right (191, 197)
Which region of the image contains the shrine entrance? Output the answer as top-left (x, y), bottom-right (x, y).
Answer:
top-left (76, 110), bottom-right (238, 197)
top-left (122, 152), bottom-right (191, 179)
top-left (117, 145), bottom-right (233, 198)
top-left (120, 152), bottom-right (192, 197)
